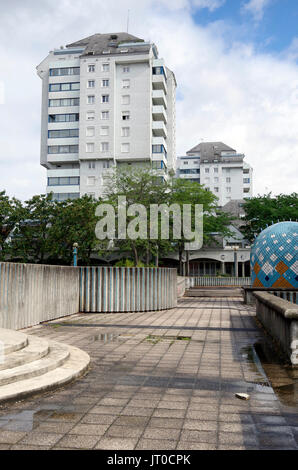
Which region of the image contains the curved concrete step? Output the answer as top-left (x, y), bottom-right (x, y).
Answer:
top-left (0, 328), bottom-right (28, 354)
top-left (0, 345), bottom-right (90, 403)
top-left (0, 342), bottom-right (70, 386)
top-left (0, 336), bottom-right (49, 371)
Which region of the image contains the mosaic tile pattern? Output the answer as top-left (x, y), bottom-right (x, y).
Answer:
top-left (251, 221), bottom-right (298, 288)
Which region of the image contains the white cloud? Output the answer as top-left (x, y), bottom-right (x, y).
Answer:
top-left (191, 0), bottom-right (226, 11)
top-left (0, 0), bottom-right (297, 201)
top-left (242, 0), bottom-right (272, 22)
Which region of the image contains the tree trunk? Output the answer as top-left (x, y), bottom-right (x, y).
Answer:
top-left (132, 243), bottom-right (139, 266)
top-left (146, 244), bottom-right (150, 266)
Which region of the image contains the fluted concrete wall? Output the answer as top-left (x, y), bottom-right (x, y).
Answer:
top-left (80, 267), bottom-right (177, 312)
top-left (0, 263), bottom-right (177, 329)
top-left (0, 262), bottom-right (79, 329)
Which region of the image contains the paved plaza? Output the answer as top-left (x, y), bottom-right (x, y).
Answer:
top-left (0, 296), bottom-right (297, 450)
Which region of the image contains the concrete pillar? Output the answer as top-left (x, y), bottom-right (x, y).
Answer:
top-left (221, 261), bottom-right (225, 275)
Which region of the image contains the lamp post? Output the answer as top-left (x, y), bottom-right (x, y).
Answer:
top-left (233, 246), bottom-right (238, 277)
top-left (73, 242), bottom-right (78, 267)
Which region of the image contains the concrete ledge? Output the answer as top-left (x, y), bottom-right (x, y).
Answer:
top-left (253, 291), bottom-right (298, 365)
top-left (243, 287), bottom-right (298, 305)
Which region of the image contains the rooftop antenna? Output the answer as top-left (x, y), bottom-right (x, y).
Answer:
top-left (127, 9), bottom-right (130, 33)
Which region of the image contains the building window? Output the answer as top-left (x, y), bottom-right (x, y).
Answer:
top-left (49, 82), bottom-right (80, 92)
top-left (183, 161), bottom-right (188, 165)
top-left (152, 66), bottom-right (165, 76)
top-left (123, 66), bottom-right (130, 73)
top-left (101, 142), bottom-right (109, 152)
top-left (87, 95), bottom-right (95, 104)
top-left (48, 145), bottom-right (79, 154)
top-left (214, 177), bottom-right (219, 183)
top-left (152, 145), bottom-right (167, 158)
top-left (226, 187), bottom-right (231, 193)
top-left (87, 80), bottom-right (95, 88)
top-left (226, 177), bottom-right (231, 183)
top-left (49, 67), bottom-right (80, 76)
top-left (48, 113), bottom-right (79, 123)
top-left (86, 111), bottom-right (95, 121)
top-left (243, 169), bottom-right (250, 174)
top-left (102, 79), bottom-right (109, 87)
top-left (122, 111), bottom-right (130, 121)
top-left (48, 98), bottom-right (79, 107)
top-left (121, 127), bottom-right (130, 137)
top-left (244, 188), bottom-right (250, 193)
top-left (205, 168), bottom-right (209, 173)
top-left (102, 63), bottom-right (109, 72)
top-left (121, 143), bottom-right (130, 153)
top-left (122, 79), bottom-right (130, 89)
top-left (52, 193), bottom-right (80, 201)
top-left (101, 111), bottom-right (109, 120)
top-left (86, 127), bottom-right (95, 137)
top-left (88, 161), bottom-right (96, 169)
top-left (48, 129), bottom-right (79, 138)
top-left (87, 176), bottom-right (95, 186)
top-left (48, 177), bottom-right (79, 186)
top-left (152, 161), bottom-right (164, 169)
top-left (214, 167), bottom-right (218, 173)
top-left (214, 187), bottom-right (219, 193)
top-left (244, 178), bottom-right (250, 184)
top-left (122, 95), bottom-right (130, 105)
top-left (88, 64), bottom-right (95, 72)
top-left (100, 126), bottom-right (109, 136)
top-left (86, 143), bottom-right (95, 153)
top-left (101, 95), bottom-right (109, 103)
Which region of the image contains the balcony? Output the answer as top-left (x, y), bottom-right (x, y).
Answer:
top-left (152, 89), bottom-right (167, 108)
top-left (152, 121), bottom-right (167, 138)
top-left (152, 105), bottom-right (167, 124)
top-left (47, 153), bottom-right (79, 164)
top-left (152, 74), bottom-right (167, 94)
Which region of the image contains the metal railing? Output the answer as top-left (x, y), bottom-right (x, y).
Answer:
top-left (187, 276), bottom-right (251, 287)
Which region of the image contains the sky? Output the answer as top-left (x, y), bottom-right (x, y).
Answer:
top-left (0, 0), bottom-right (298, 200)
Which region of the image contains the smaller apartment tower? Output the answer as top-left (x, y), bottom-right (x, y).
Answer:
top-left (176, 142), bottom-right (253, 206)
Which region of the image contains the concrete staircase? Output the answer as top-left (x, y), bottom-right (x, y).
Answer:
top-left (185, 287), bottom-right (242, 298)
top-left (0, 328), bottom-right (90, 403)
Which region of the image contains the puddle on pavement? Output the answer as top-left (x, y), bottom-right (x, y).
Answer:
top-left (242, 341), bottom-right (298, 407)
top-left (92, 333), bottom-right (120, 343)
top-left (145, 335), bottom-right (192, 344)
top-left (0, 405), bottom-right (83, 432)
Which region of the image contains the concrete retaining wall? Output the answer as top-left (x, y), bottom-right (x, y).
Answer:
top-left (80, 267), bottom-right (177, 312)
top-left (0, 262), bottom-right (79, 330)
top-left (177, 276), bottom-right (186, 298)
top-left (254, 291), bottom-right (298, 365)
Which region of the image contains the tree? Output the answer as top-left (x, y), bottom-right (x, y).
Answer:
top-left (241, 193), bottom-right (298, 242)
top-left (168, 178), bottom-right (232, 274)
top-left (96, 167), bottom-right (232, 268)
top-left (0, 191), bottom-right (22, 259)
top-left (48, 195), bottom-right (100, 265)
top-left (7, 193), bottom-right (56, 263)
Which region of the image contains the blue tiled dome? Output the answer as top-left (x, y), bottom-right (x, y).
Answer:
top-left (250, 221), bottom-right (298, 288)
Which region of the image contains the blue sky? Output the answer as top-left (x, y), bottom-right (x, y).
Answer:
top-left (0, 0), bottom-right (298, 199)
top-left (193, 0), bottom-right (298, 53)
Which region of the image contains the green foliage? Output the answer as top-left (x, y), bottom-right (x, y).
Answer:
top-left (241, 193), bottom-right (298, 242)
top-left (0, 167), bottom-right (232, 266)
